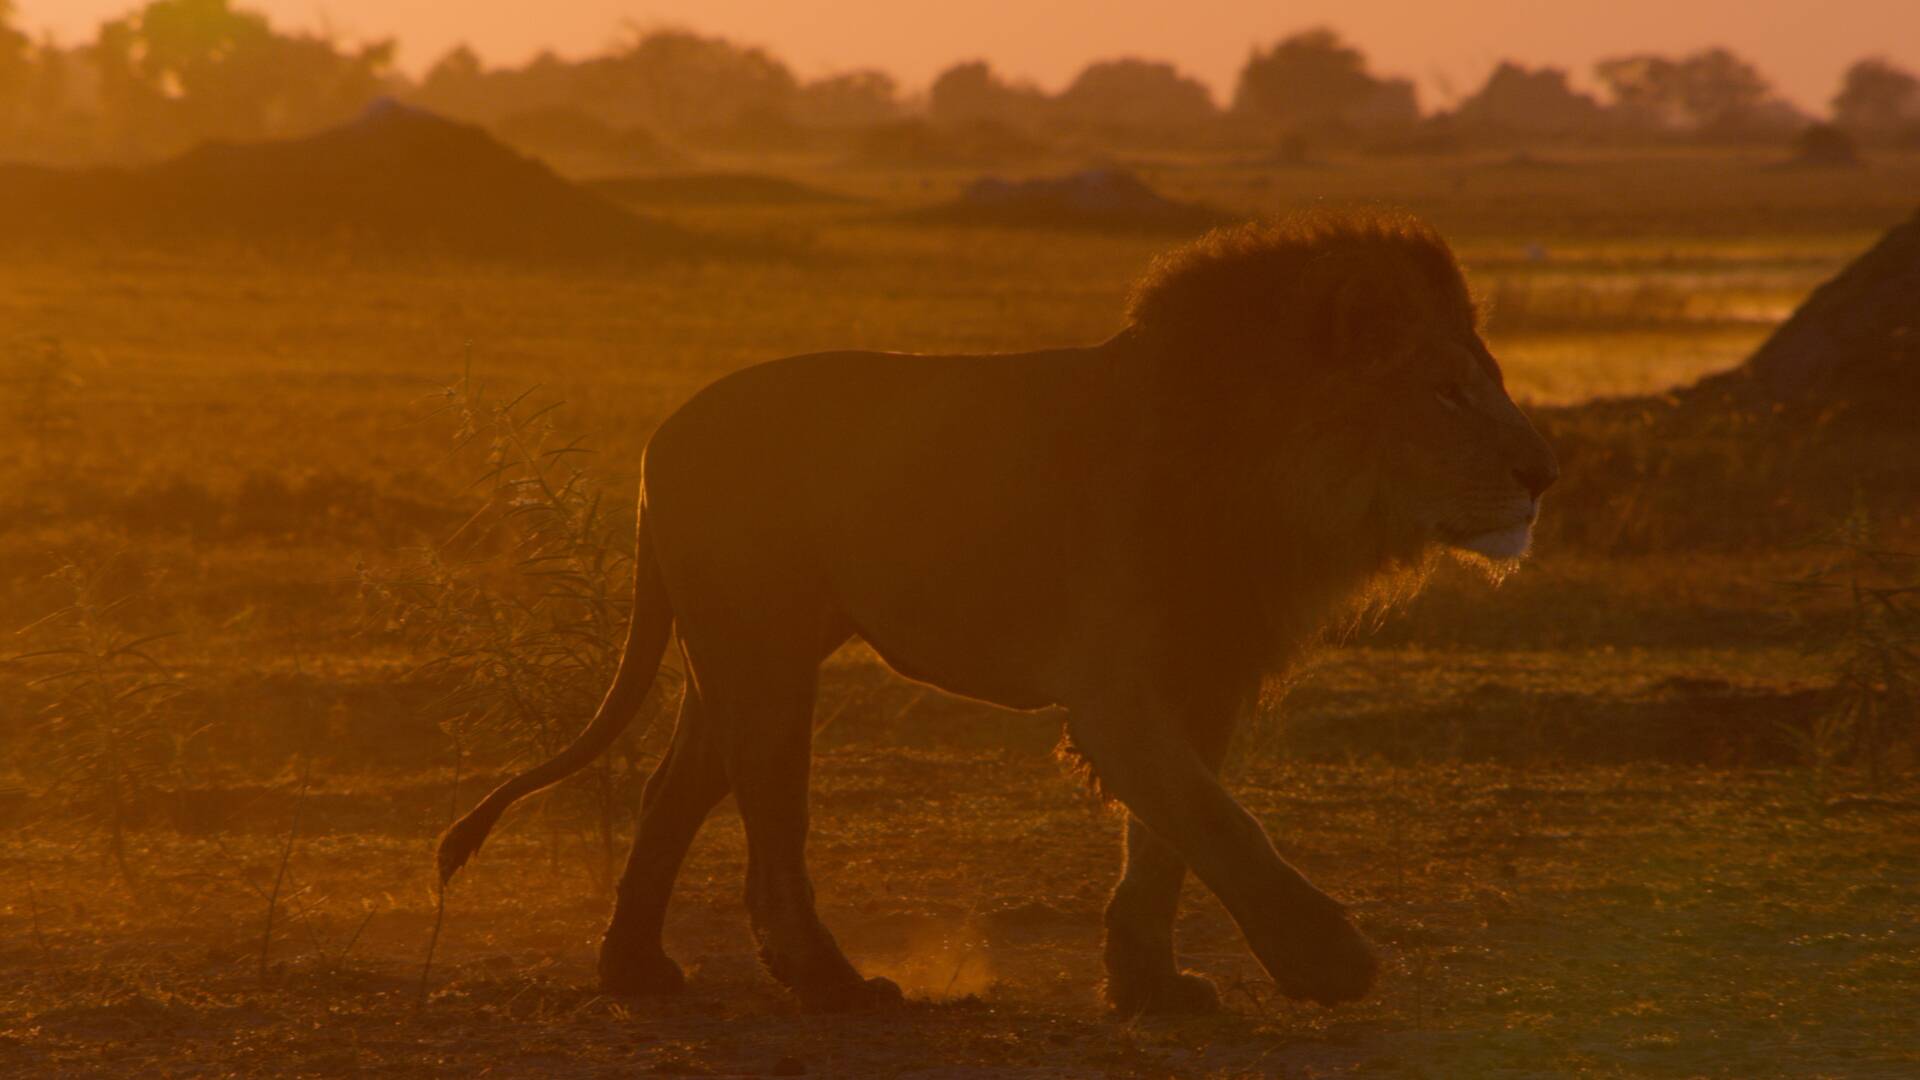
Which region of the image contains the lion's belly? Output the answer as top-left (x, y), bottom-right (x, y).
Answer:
top-left (851, 623), bottom-right (1062, 712)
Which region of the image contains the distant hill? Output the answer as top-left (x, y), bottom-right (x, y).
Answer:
top-left (0, 100), bottom-right (706, 261)
top-left (907, 168), bottom-right (1229, 232)
top-left (487, 105), bottom-right (688, 176)
top-left (587, 172), bottom-right (857, 207)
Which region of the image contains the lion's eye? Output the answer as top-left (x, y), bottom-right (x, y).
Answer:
top-left (1434, 384), bottom-right (1470, 412)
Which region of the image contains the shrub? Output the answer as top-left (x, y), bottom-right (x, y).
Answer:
top-left (1780, 505), bottom-right (1919, 788)
top-left (10, 556), bottom-right (188, 892)
top-left (359, 372), bottom-right (667, 893)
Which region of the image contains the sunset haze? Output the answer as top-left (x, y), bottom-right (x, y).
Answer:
top-left (20, 0), bottom-right (1920, 111)
top-left (6, 0), bottom-right (1920, 1075)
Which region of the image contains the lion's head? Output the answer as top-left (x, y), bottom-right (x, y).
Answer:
top-left (1129, 210), bottom-right (1558, 575)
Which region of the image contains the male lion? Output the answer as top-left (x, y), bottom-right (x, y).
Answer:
top-left (437, 210), bottom-right (1558, 1014)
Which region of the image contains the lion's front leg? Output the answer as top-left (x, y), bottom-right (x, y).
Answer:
top-left (1068, 696), bottom-right (1377, 1007)
top-left (1103, 816), bottom-right (1222, 1015)
top-left (1102, 710), bottom-right (1231, 1015)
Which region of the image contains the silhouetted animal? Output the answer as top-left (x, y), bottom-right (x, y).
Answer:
top-left (437, 210), bottom-right (1559, 1014)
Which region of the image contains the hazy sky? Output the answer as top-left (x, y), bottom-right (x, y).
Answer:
top-left (21, 0), bottom-right (1920, 112)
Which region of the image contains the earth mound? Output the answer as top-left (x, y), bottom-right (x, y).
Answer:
top-left (587, 172), bottom-right (856, 207)
top-left (1543, 208), bottom-right (1920, 553)
top-left (1691, 207), bottom-right (1919, 417)
top-left (488, 105), bottom-right (686, 174)
top-left (844, 119), bottom-right (1049, 169)
top-left (0, 99), bottom-right (704, 260)
top-left (908, 168), bottom-right (1228, 232)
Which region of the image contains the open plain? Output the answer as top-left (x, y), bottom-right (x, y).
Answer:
top-left (4, 151), bottom-right (1919, 1077)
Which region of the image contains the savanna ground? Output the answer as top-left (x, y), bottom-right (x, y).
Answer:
top-left (4, 150), bottom-right (1920, 1077)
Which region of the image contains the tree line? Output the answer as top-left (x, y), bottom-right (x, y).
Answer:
top-left (3, 0), bottom-right (1918, 165)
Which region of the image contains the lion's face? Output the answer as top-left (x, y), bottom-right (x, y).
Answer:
top-left (1374, 332), bottom-right (1558, 562)
top-left (1130, 212), bottom-right (1558, 570)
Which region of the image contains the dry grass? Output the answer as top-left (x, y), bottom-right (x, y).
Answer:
top-left (4, 149), bottom-right (1920, 1077)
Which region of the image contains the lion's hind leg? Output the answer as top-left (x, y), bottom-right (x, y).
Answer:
top-left (697, 636), bottom-right (903, 1012)
top-left (599, 679), bottom-right (731, 995)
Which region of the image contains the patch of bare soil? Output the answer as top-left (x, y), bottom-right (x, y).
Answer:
top-left (4, 750), bottom-right (1915, 1078)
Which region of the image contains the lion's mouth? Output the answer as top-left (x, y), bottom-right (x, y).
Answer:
top-left (1458, 522), bottom-right (1534, 559)
top-left (1446, 500), bottom-right (1539, 560)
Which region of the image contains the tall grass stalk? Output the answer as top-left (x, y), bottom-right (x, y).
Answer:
top-left (5, 335), bottom-right (82, 473)
top-left (259, 667), bottom-right (318, 981)
top-left (11, 557), bottom-right (186, 894)
top-left (1780, 504), bottom-right (1920, 791)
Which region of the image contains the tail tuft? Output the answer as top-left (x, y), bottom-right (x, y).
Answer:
top-left (436, 805), bottom-right (501, 885)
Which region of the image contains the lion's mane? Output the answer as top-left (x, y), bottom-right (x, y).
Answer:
top-left (1125, 211), bottom-right (1481, 711)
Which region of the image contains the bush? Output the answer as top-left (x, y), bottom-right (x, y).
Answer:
top-left (10, 556), bottom-right (189, 892)
top-left (359, 372), bottom-right (668, 893)
top-left (1780, 506), bottom-right (1919, 788)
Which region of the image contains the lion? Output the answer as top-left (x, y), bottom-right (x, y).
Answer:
top-left (435, 209), bottom-right (1558, 1015)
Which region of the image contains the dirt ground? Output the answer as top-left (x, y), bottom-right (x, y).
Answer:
top-left (6, 670), bottom-right (1918, 1078)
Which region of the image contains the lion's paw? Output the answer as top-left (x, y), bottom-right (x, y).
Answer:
top-left (1107, 970), bottom-right (1221, 1017)
top-left (1273, 914), bottom-right (1378, 1006)
top-left (598, 948), bottom-right (687, 997)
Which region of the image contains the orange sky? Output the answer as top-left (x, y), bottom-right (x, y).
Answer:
top-left (21, 0), bottom-right (1920, 112)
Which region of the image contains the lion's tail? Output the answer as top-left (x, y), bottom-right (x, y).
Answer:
top-left (436, 510), bottom-right (674, 886)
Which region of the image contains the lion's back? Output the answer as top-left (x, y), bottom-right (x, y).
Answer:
top-left (637, 344), bottom-right (1146, 704)
top-left (643, 345), bottom-right (1125, 527)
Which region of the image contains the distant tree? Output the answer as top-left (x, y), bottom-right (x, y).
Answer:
top-left (1679, 48), bottom-right (1771, 122)
top-left (1453, 61), bottom-right (1602, 137)
top-left (1053, 57), bottom-right (1218, 140)
top-left (0, 0), bottom-right (32, 126)
top-left (0, 37), bottom-right (106, 163)
top-left (1347, 79), bottom-right (1420, 129)
top-left (1594, 47), bottom-right (1771, 132)
top-left (419, 44), bottom-right (485, 104)
top-left (614, 28), bottom-right (797, 134)
top-left (928, 60), bottom-right (1048, 129)
top-left (499, 50), bottom-right (581, 122)
top-left (794, 69), bottom-right (900, 128)
top-left (1789, 121), bottom-right (1861, 167)
top-left (411, 28), bottom-right (801, 138)
top-left (94, 0), bottom-right (391, 153)
top-left (1832, 58), bottom-right (1920, 139)
top-left (412, 43), bottom-right (530, 122)
top-left (25, 38), bottom-right (84, 120)
top-left (1231, 28), bottom-right (1417, 135)
top-left (0, 2), bottom-right (24, 66)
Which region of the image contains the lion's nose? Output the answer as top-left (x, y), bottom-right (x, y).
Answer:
top-left (1514, 460), bottom-right (1558, 499)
